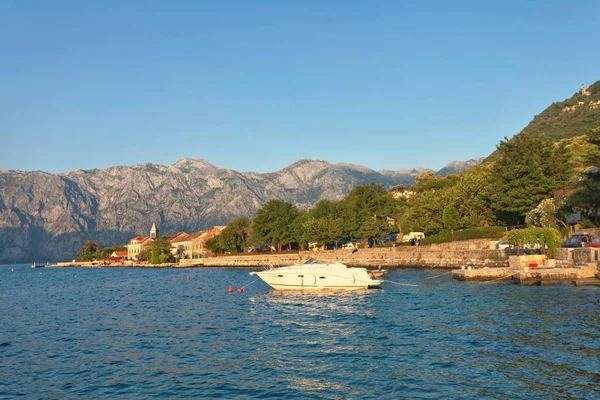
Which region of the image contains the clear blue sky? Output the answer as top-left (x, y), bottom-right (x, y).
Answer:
top-left (1, 1), bottom-right (599, 173)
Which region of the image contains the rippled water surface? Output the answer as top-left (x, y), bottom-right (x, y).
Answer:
top-left (1, 264), bottom-right (599, 399)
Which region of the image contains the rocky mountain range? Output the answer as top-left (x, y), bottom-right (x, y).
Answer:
top-left (0, 158), bottom-right (477, 262)
top-left (435, 158), bottom-right (486, 176)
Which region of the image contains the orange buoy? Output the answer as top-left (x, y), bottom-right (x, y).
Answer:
top-left (186, 276), bottom-right (190, 281)
top-left (237, 287), bottom-right (244, 293)
top-left (11, 268), bottom-right (14, 272)
top-left (227, 285), bottom-right (233, 293)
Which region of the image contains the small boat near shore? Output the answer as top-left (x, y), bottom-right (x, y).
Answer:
top-left (369, 267), bottom-right (388, 278)
top-left (250, 257), bottom-right (383, 290)
top-left (31, 262), bottom-right (46, 268)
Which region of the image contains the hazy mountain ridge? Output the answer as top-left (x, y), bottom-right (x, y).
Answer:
top-left (0, 158), bottom-right (477, 262)
top-left (435, 158), bottom-right (486, 176)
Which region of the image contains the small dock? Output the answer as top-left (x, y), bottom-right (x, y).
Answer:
top-left (451, 267), bottom-right (514, 282)
top-left (452, 262), bottom-right (599, 286)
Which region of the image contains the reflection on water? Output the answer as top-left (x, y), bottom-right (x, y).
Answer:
top-left (0, 264), bottom-right (599, 399)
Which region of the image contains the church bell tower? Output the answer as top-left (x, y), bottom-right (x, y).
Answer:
top-left (150, 223), bottom-right (158, 239)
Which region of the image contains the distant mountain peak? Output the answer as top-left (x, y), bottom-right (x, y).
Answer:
top-left (286, 158), bottom-right (329, 168)
top-left (172, 158), bottom-right (219, 172)
top-left (435, 157), bottom-right (485, 176)
top-left (335, 162), bottom-right (376, 173)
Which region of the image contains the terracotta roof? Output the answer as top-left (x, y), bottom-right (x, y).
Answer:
top-left (170, 234), bottom-right (190, 244)
top-left (128, 236), bottom-right (148, 244)
top-left (187, 231), bottom-right (206, 240)
top-left (114, 251), bottom-right (128, 257)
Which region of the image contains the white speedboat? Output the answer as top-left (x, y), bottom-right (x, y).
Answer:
top-left (250, 258), bottom-right (383, 290)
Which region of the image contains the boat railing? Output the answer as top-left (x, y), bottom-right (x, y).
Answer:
top-left (339, 248), bottom-right (358, 262)
top-left (256, 262), bottom-right (277, 271)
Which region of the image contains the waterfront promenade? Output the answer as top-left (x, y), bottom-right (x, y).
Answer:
top-left (56, 239), bottom-right (506, 269)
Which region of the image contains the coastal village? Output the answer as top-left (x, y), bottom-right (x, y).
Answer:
top-left (91, 223), bottom-right (227, 265)
top-left (53, 221), bottom-right (600, 287)
top-left (125, 223), bottom-right (226, 262)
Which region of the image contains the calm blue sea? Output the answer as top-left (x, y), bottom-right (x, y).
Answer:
top-left (1, 264), bottom-right (599, 399)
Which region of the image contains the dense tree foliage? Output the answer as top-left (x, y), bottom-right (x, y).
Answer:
top-left (204, 235), bottom-right (225, 254)
top-left (507, 227), bottom-right (561, 258)
top-left (251, 200), bottom-right (301, 251)
top-left (76, 240), bottom-right (101, 261)
top-left (76, 241), bottom-right (126, 261)
top-left (147, 238), bottom-right (175, 263)
top-left (138, 249), bottom-right (151, 262)
top-left (399, 166), bottom-right (494, 235)
top-left (151, 247), bottom-right (161, 264)
top-left (491, 134), bottom-right (571, 225)
top-left (569, 126), bottom-right (600, 224)
top-left (95, 244), bottom-right (127, 259)
top-left (296, 184), bottom-right (402, 247)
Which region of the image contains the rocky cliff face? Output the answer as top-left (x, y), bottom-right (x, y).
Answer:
top-left (0, 158), bottom-right (472, 262)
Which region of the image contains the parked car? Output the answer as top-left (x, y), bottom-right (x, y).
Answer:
top-left (496, 240), bottom-right (509, 249)
top-left (561, 235), bottom-right (592, 248)
top-left (385, 233), bottom-right (399, 242)
top-left (585, 238), bottom-right (600, 248)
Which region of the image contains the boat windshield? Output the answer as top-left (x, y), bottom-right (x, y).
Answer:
top-left (303, 258), bottom-right (329, 265)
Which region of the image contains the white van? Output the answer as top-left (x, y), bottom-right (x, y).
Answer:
top-left (401, 232), bottom-right (425, 242)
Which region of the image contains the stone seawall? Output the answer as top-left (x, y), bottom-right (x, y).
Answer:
top-left (181, 246), bottom-right (507, 269)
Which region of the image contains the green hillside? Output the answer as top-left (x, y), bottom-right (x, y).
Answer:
top-left (521, 80), bottom-right (600, 141)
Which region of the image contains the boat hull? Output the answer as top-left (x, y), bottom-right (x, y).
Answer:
top-left (251, 262), bottom-right (383, 290)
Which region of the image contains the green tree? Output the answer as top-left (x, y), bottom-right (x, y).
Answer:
top-left (251, 200), bottom-right (300, 251)
top-left (228, 216), bottom-right (251, 250)
top-left (95, 244), bottom-right (127, 259)
top-left (569, 127), bottom-right (600, 224)
top-left (204, 235), bottom-right (225, 254)
top-left (338, 183), bottom-right (400, 240)
top-left (442, 205), bottom-right (461, 232)
top-left (159, 253), bottom-right (173, 263)
top-left (507, 227), bottom-right (561, 258)
top-left (491, 134), bottom-right (571, 225)
top-left (358, 214), bottom-right (390, 245)
top-left (150, 247), bottom-right (161, 264)
top-left (148, 238), bottom-right (172, 253)
top-left (302, 216), bottom-right (328, 246)
top-left (452, 165), bottom-right (494, 227)
top-left (138, 249), bottom-right (151, 261)
top-left (400, 189), bottom-right (445, 235)
top-left (218, 228), bottom-right (240, 252)
top-left (76, 240), bottom-right (100, 261)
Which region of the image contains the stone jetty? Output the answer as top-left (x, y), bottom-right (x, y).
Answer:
top-left (451, 267), bottom-right (514, 282)
top-left (451, 247), bottom-right (600, 286)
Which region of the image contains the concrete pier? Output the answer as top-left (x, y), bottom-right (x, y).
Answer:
top-left (451, 267), bottom-right (514, 282)
top-left (451, 258), bottom-right (598, 286)
top-left (514, 263), bottom-right (598, 286)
